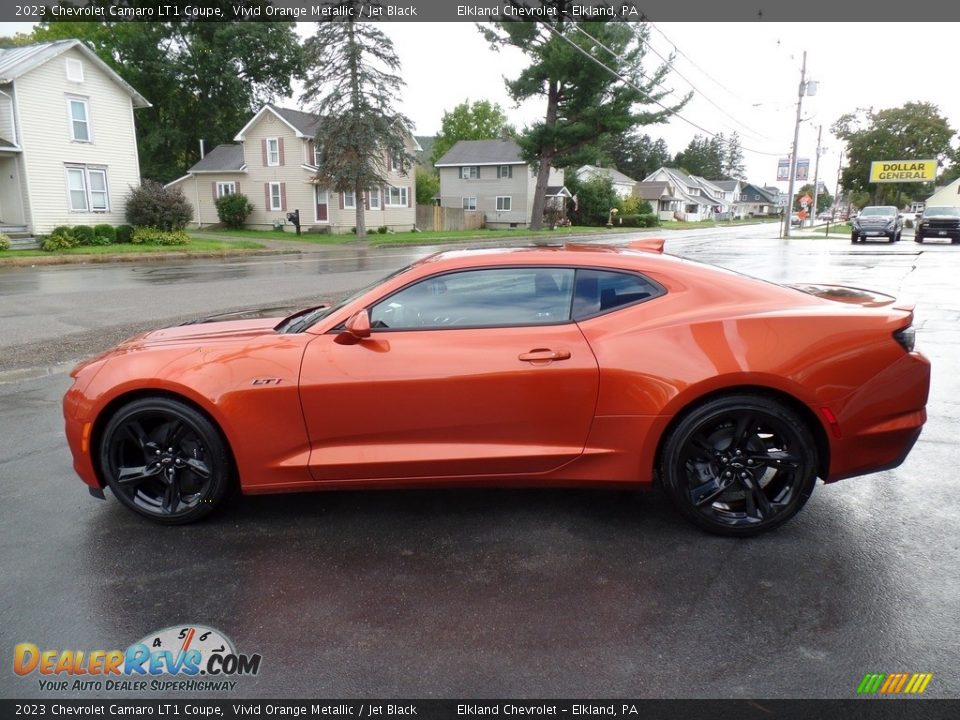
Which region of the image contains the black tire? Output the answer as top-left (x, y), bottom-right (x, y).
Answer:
top-left (850, 233), bottom-right (859, 244)
top-left (99, 397), bottom-right (232, 524)
top-left (888, 233), bottom-right (895, 243)
top-left (915, 235), bottom-right (924, 244)
top-left (660, 394), bottom-right (819, 537)
top-left (895, 231), bottom-right (902, 242)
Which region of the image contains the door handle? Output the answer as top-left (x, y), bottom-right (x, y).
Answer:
top-left (518, 348), bottom-right (571, 362)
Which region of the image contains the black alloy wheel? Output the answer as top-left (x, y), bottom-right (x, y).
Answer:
top-left (660, 395), bottom-right (818, 536)
top-left (100, 398), bottom-right (231, 524)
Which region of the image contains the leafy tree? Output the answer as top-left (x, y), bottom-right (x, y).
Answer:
top-left (592, 132), bottom-right (670, 183)
top-left (415, 166), bottom-right (439, 206)
top-left (302, 9), bottom-right (413, 240)
top-left (567, 173), bottom-right (620, 226)
top-left (831, 102), bottom-right (956, 205)
top-left (31, 17), bottom-right (304, 183)
top-left (792, 183), bottom-right (833, 214)
top-left (723, 132), bottom-right (746, 180)
top-left (431, 100), bottom-right (512, 166)
top-left (674, 134), bottom-right (724, 179)
top-left (483, 15), bottom-right (687, 229)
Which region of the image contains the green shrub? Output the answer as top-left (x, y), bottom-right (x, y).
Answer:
top-left (377, 226), bottom-right (388, 234)
top-left (71, 225), bottom-right (96, 245)
top-left (90, 234), bottom-right (113, 246)
top-left (41, 231), bottom-right (76, 251)
top-left (618, 213), bottom-right (660, 228)
top-left (0, 233), bottom-right (10, 251)
top-left (125, 181), bottom-right (192, 230)
top-left (51, 225), bottom-right (73, 237)
top-left (131, 227), bottom-right (191, 246)
top-left (214, 193), bottom-right (254, 228)
top-left (116, 225), bottom-right (134, 244)
top-left (93, 224), bottom-right (117, 244)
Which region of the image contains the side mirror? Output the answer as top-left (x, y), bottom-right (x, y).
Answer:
top-left (334, 309), bottom-right (371, 345)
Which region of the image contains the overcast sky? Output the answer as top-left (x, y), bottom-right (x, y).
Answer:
top-left (377, 22), bottom-right (960, 193)
top-left (3, 20), bottom-right (956, 193)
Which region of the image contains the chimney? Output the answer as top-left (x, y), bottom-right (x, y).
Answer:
top-left (199, 139), bottom-right (206, 159)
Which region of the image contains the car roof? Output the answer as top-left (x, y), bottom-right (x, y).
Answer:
top-left (413, 242), bottom-right (679, 271)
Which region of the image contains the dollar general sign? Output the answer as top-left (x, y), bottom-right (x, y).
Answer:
top-left (869, 159), bottom-right (937, 183)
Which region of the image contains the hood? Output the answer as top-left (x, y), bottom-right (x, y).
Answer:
top-left (121, 318), bottom-right (283, 348)
top-left (855, 214), bottom-right (896, 225)
top-left (179, 304), bottom-right (319, 325)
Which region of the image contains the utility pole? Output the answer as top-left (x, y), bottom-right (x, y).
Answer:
top-left (784, 50), bottom-right (807, 239)
top-left (835, 150), bottom-right (844, 219)
top-left (810, 124), bottom-right (823, 227)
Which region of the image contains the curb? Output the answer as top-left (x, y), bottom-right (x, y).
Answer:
top-left (0, 248), bottom-right (302, 268)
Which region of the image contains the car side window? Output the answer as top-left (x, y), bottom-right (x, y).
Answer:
top-left (572, 269), bottom-right (664, 320)
top-left (369, 268), bottom-right (575, 330)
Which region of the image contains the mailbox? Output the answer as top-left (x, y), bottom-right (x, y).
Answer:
top-left (286, 209), bottom-right (301, 235)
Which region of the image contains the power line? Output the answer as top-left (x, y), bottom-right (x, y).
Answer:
top-left (647, 22), bottom-right (748, 104)
top-left (544, 23), bottom-right (785, 158)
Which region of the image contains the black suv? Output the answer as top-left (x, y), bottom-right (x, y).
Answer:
top-left (915, 206), bottom-right (960, 244)
top-left (850, 206), bottom-right (903, 243)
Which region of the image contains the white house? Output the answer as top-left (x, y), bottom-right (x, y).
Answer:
top-left (924, 177), bottom-right (960, 208)
top-left (435, 139), bottom-right (570, 229)
top-left (167, 104), bottom-right (419, 233)
top-left (642, 167), bottom-right (717, 221)
top-left (0, 39), bottom-right (149, 236)
top-left (576, 165), bottom-right (638, 199)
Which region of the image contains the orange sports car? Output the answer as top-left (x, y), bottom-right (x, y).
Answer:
top-left (63, 241), bottom-right (930, 536)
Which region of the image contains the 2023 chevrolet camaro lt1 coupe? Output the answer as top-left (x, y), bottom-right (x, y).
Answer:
top-left (63, 240), bottom-right (931, 536)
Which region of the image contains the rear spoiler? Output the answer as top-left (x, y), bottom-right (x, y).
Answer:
top-left (626, 238), bottom-right (665, 254)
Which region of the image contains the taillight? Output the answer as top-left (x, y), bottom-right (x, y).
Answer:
top-left (893, 325), bottom-right (916, 352)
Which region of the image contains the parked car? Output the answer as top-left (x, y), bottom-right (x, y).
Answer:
top-left (850, 205), bottom-right (903, 243)
top-left (915, 206), bottom-right (960, 244)
top-left (63, 240), bottom-right (930, 537)
top-left (790, 213), bottom-right (801, 226)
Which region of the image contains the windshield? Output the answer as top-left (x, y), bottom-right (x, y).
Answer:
top-left (923, 206), bottom-right (960, 217)
top-left (276, 263), bottom-right (415, 334)
top-left (859, 207), bottom-right (896, 217)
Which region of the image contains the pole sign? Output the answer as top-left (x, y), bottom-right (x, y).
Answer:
top-left (777, 158), bottom-right (810, 181)
top-left (869, 159), bottom-right (937, 183)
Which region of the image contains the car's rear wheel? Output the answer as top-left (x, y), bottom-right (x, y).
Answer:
top-left (660, 395), bottom-right (819, 537)
top-left (100, 397), bottom-right (231, 524)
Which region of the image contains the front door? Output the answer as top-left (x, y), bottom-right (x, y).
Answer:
top-left (298, 267), bottom-right (600, 482)
top-left (315, 187), bottom-right (328, 222)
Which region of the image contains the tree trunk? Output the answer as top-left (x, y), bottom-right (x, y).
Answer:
top-left (355, 186), bottom-right (366, 239)
top-left (529, 79), bottom-right (560, 231)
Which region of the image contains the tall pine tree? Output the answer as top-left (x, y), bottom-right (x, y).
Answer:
top-left (302, 8), bottom-right (414, 239)
top-left (484, 15), bottom-right (686, 229)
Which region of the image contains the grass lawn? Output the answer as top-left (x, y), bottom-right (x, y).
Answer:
top-left (192, 225), bottom-right (637, 247)
top-left (0, 240), bottom-right (264, 259)
top-left (191, 228), bottom-right (352, 245)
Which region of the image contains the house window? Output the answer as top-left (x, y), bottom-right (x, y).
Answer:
top-left (497, 165), bottom-right (512, 179)
top-left (65, 165), bottom-right (109, 212)
top-left (391, 151), bottom-right (406, 174)
top-left (266, 138), bottom-right (280, 166)
top-left (386, 186), bottom-right (408, 207)
top-left (462, 197), bottom-right (477, 210)
top-left (460, 166), bottom-right (479, 180)
top-left (67, 96), bottom-right (90, 142)
top-left (66, 58), bottom-right (84, 83)
top-left (368, 187), bottom-right (381, 209)
top-left (269, 182), bottom-right (283, 211)
top-left (216, 182), bottom-right (236, 198)
top-left (343, 190), bottom-right (356, 209)
top-left (496, 196), bottom-right (512, 212)
top-left (313, 144), bottom-right (322, 166)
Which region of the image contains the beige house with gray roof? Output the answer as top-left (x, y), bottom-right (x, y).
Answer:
top-left (435, 139), bottom-right (570, 229)
top-left (0, 39), bottom-right (149, 238)
top-left (168, 104), bottom-right (419, 233)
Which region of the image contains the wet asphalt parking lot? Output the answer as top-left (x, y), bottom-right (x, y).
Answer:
top-left (1, 226), bottom-right (958, 700)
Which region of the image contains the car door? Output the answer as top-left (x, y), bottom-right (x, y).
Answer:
top-left (298, 266), bottom-right (600, 482)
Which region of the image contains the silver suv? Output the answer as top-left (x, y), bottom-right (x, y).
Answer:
top-left (851, 206), bottom-right (903, 243)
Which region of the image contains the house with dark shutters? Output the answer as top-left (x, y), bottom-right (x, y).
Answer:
top-left (167, 104), bottom-right (419, 232)
top-left (434, 139), bottom-right (570, 229)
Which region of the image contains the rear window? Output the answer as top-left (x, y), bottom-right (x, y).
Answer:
top-left (572, 269), bottom-right (664, 320)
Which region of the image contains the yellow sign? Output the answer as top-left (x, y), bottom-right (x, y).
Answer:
top-left (869, 159), bottom-right (937, 183)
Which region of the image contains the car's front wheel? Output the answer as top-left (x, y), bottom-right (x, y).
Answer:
top-left (850, 232), bottom-right (859, 244)
top-left (660, 395), bottom-right (819, 536)
top-left (915, 234), bottom-right (924, 244)
top-left (99, 397), bottom-right (232, 524)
